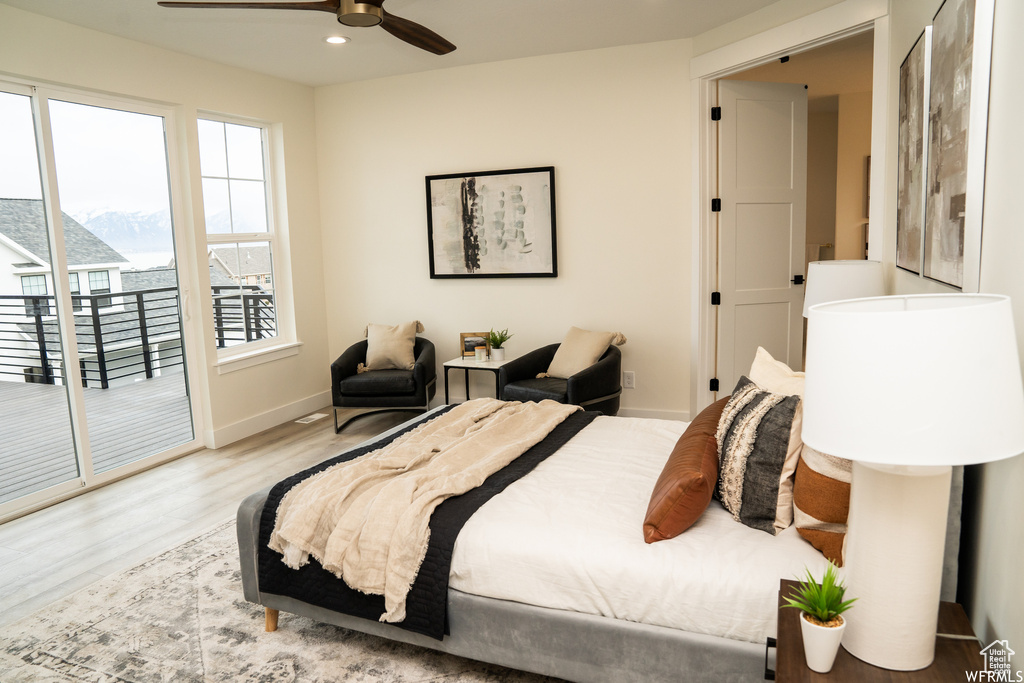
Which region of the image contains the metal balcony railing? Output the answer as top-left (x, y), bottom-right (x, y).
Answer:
top-left (0, 286), bottom-right (275, 389)
top-left (211, 285), bottom-right (277, 349)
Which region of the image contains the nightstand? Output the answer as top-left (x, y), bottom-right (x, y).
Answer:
top-left (442, 356), bottom-right (514, 404)
top-left (767, 579), bottom-right (984, 681)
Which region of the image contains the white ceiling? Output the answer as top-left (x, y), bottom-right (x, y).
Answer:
top-left (0, 0), bottom-right (782, 87)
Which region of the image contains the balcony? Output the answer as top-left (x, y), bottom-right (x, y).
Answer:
top-left (0, 285), bottom-right (276, 388)
top-left (0, 285), bottom-right (274, 506)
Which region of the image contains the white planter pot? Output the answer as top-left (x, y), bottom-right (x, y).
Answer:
top-left (490, 347), bottom-right (506, 361)
top-left (800, 613), bottom-right (845, 673)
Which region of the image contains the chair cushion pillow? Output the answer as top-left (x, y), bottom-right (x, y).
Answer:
top-left (715, 376), bottom-right (801, 535)
top-left (362, 321), bottom-right (422, 371)
top-left (643, 397), bottom-right (729, 543)
top-left (793, 445), bottom-right (852, 566)
top-left (502, 377), bottom-right (568, 403)
top-left (545, 326), bottom-right (626, 379)
top-left (338, 369), bottom-right (416, 397)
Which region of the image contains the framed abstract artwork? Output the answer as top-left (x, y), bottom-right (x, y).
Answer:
top-left (897, 28), bottom-right (930, 275)
top-left (426, 167), bottom-right (557, 278)
top-left (923, 0), bottom-right (995, 291)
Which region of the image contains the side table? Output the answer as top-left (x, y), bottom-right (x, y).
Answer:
top-left (442, 356), bottom-right (514, 404)
top-left (769, 579), bottom-right (983, 681)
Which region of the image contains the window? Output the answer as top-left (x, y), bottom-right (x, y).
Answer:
top-left (21, 275), bottom-right (50, 316)
top-left (88, 270), bottom-right (112, 309)
top-left (68, 272), bottom-right (83, 312)
top-left (198, 117), bottom-right (278, 350)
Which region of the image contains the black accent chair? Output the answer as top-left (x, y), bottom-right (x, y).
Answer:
top-left (498, 344), bottom-right (622, 415)
top-left (331, 337), bottom-right (437, 433)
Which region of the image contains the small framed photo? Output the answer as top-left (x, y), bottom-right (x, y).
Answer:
top-left (460, 332), bottom-right (490, 358)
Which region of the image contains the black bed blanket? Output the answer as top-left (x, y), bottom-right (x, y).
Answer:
top-left (257, 406), bottom-right (598, 640)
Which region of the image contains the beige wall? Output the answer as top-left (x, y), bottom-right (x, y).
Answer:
top-left (834, 91), bottom-right (872, 259)
top-left (0, 5), bottom-right (331, 445)
top-left (963, 0), bottom-right (1024, 649)
top-left (807, 106), bottom-right (839, 265)
top-left (881, 0), bottom-right (1024, 649)
top-left (314, 40), bottom-right (692, 418)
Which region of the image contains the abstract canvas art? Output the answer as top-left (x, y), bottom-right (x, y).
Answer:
top-left (897, 28), bottom-right (930, 275)
top-left (426, 167), bottom-right (556, 278)
top-left (923, 0), bottom-right (994, 291)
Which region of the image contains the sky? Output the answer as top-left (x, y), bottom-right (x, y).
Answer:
top-left (0, 92), bottom-right (172, 217)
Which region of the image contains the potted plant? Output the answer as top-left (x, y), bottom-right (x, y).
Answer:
top-left (783, 563), bottom-right (856, 673)
top-left (487, 328), bottom-right (513, 361)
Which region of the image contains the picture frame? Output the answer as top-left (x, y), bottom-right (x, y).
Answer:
top-left (459, 332), bottom-right (490, 358)
top-left (896, 27), bottom-right (931, 275)
top-left (426, 167), bottom-right (557, 278)
top-left (922, 0), bottom-right (995, 291)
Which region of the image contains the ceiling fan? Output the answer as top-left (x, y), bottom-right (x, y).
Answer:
top-left (156, 0), bottom-right (456, 55)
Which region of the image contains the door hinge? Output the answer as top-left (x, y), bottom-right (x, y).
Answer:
top-left (710, 378), bottom-right (720, 392)
top-left (711, 291), bottom-right (721, 305)
top-left (791, 274), bottom-right (805, 285)
top-left (711, 198), bottom-right (722, 212)
top-left (711, 106), bottom-right (721, 121)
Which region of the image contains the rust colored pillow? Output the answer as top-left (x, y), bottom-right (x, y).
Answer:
top-left (643, 397), bottom-right (729, 543)
top-left (793, 445), bottom-right (852, 565)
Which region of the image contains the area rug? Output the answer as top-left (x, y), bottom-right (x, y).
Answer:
top-left (0, 521), bottom-right (555, 682)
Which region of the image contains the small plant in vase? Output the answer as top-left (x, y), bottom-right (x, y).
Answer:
top-left (783, 563), bottom-right (856, 673)
top-left (487, 328), bottom-right (513, 361)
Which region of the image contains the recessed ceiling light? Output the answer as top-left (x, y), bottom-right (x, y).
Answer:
top-left (324, 36), bottom-right (349, 45)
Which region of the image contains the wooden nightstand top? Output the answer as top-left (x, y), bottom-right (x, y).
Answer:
top-left (774, 579), bottom-right (984, 682)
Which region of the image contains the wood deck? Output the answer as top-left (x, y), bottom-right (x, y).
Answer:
top-left (0, 372), bottom-right (193, 505)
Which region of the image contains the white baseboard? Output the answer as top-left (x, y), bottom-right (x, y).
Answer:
top-left (616, 407), bottom-right (690, 422)
top-left (204, 390), bottom-right (333, 449)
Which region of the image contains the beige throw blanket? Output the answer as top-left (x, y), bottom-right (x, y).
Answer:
top-left (268, 398), bottom-right (580, 622)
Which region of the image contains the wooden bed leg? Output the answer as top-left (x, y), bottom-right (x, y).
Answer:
top-left (265, 607), bottom-right (279, 632)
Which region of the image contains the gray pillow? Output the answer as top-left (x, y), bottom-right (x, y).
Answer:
top-left (715, 376), bottom-right (801, 535)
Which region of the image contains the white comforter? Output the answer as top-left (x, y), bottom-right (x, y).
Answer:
top-left (449, 415), bottom-right (830, 644)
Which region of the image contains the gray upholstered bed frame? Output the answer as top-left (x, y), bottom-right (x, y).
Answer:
top-left (236, 412), bottom-right (964, 683)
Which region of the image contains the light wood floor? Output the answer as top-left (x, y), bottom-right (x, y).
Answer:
top-left (0, 408), bottom-right (413, 629)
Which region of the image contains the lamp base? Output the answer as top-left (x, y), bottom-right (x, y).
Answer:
top-left (841, 461), bottom-right (952, 671)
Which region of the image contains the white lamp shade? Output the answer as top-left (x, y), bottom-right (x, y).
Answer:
top-left (803, 294), bottom-right (1024, 467)
top-left (802, 260), bottom-right (886, 317)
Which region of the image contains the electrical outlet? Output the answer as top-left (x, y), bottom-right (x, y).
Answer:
top-left (623, 371), bottom-right (636, 389)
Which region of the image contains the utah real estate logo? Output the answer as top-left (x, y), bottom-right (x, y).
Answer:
top-left (968, 640), bottom-right (1023, 682)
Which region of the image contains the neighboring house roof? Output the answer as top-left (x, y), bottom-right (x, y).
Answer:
top-left (122, 265), bottom-right (235, 290)
top-left (0, 198), bottom-right (128, 267)
top-left (210, 245), bottom-right (272, 278)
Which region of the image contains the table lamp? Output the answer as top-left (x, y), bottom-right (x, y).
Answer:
top-left (802, 260), bottom-right (886, 317)
top-left (802, 293), bottom-right (1024, 671)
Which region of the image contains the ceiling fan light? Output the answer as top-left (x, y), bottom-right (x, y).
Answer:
top-left (337, 0), bottom-right (383, 27)
top-left (324, 35), bottom-right (349, 45)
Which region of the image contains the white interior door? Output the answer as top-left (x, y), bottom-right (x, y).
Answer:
top-left (715, 80), bottom-right (807, 395)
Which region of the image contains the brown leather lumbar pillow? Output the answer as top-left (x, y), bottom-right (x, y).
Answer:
top-left (643, 397), bottom-right (730, 543)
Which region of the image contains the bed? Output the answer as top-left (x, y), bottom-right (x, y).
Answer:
top-left (237, 397), bottom-right (963, 683)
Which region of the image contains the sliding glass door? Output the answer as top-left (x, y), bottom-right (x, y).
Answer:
top-left (0, 87), bottom-right (80, 506)
top-left (0, 83), bottom-right (199, 516)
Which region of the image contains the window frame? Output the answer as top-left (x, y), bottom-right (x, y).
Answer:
top-left (196, 113), bottom-right (290, 362)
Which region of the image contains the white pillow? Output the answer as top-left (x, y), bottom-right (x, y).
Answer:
top-left (545, 326), bottom-right (627, 379)
top-left (749, 346), bottom-right (805, 397)
top-left (362, 321), bottom-right (423, 371)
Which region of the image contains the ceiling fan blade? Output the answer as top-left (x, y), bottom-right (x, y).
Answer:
top-left (157, 1), bottom-right (339, 13)
top-left (380, 9), bottom-right (455, 55)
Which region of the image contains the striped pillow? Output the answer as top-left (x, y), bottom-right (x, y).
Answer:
top-left (792, 445), bottom-right (852, 565)
top-left (715, 376), bottom-right (801, 535)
